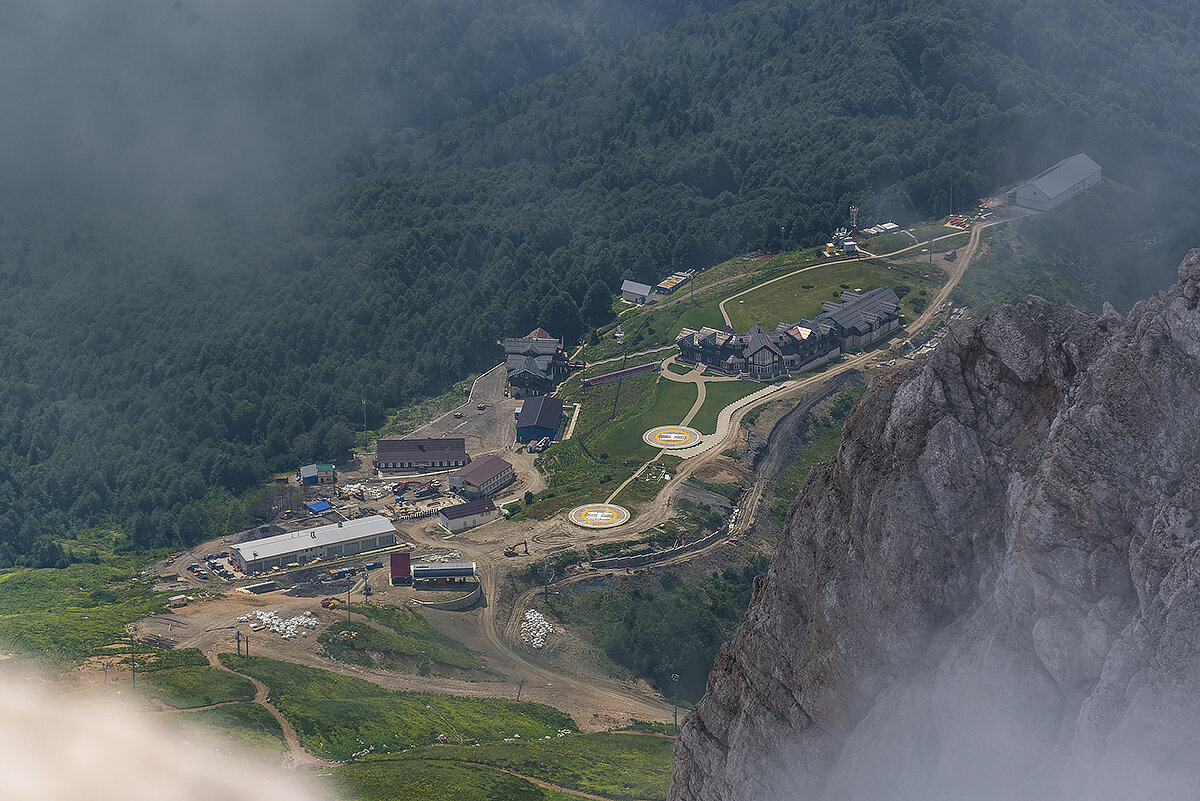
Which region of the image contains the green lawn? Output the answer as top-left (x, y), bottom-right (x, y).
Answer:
top-left (332, 758), bottom-right (584, 801)
top-left (172, 703), bottom-right (287, 757)
top-left (866, 231), bottom-right (918, 253)
top-left (349, 732), bottom-right (675, 801)
top-left (689, 381), bottom-right (762, 435)
top-left (514, 374), bottom-right (695, 519)
top-left (0, 560), bottom-right (167, 663)
top-left (126, 646), bottom-right (209, 672)
top-left (218, 655), bottom-right (574, 760)
top-left (666, 362), bottom-right (692, 375)
top-left (320, 604), bottom-right (495, 676)
top-left (725, 262), bottom-right (938, 333)
top-left (138, 665), bottom-right (256, 709)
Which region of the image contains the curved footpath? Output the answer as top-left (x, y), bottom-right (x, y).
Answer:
top-left (204, 651), bottom-right (331, 769)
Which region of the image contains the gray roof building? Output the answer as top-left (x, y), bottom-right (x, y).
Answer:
top-left (516, 395), bottom-right (564, 431)
top-left (677, 286), bottom-right (901, 380)
top-left (230, 515), bottom-right (396, 573)
top-left (505, 328), bottom-right (570, 397)
top-left (1008, 153), bottom-right (1102, 211)
top-left (621, 280), bottom-right (653, 303)
top-left (816, 287), bottom-right (901, 337)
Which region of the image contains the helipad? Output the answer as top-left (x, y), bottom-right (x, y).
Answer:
top-left (568, 503), bottom-right (631, 529)
top-left (643, 425), bottom-right (703, 449)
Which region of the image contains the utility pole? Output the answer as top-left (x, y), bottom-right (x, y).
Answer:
top-left (237, 630), bottom-right (243, 657)
top-left (671, 673), bottom-right (680, 731)
top-left (362, 398), bottom-right (367, 432)
top-left (347, 584), bottom-right (352, 623)
top-left (611, 352), bottom-right (628, 421)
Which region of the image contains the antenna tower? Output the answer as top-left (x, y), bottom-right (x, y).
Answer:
top-left (849, 206), bottom-right (859, 234)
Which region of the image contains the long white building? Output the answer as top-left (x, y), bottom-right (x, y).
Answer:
top-left (231, 515), bottom-right (396, 574)
top-left (1008, 153), bottom-right (1102, 211)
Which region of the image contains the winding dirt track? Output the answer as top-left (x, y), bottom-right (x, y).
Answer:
top-left (204, 651), bottom-right (331, 768)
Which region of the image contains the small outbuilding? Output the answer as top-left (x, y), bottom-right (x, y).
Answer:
top-left (621, 280), bottom-right (653, 304)
top-left (300, 464), bottom-right (336, 484)
top-left (438, 498), bottom-right (499, 533)
top-left (412, 562), bottom-right (478, 582)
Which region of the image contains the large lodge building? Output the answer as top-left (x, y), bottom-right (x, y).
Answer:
top-left (676, 287), bottom-right (901, 381)
top-left (504, 327), bottom-right (571, 397)
top-left (374, 437), bottom-right (469, 471)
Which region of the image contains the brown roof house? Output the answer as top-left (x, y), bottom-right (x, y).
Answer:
top-left (374, 438), bottom-right (469, 470)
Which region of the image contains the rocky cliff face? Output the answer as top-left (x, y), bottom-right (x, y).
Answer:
top-left (670, 250), bottom-right (1200, 801)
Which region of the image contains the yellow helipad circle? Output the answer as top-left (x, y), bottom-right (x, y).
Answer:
top-left (568, 503), bottom-right (631, 529)
top-left (643, 425), bottom-right (702, 449)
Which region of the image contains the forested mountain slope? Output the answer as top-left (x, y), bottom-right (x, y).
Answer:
top-left (2, 0), bottom-right (1200, 561)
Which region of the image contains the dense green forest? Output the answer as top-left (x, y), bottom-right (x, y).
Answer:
top-left (3, 0), bottom-right (1200, 560)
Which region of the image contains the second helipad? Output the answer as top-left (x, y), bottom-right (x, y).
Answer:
top-left (643, 425), bottom-right (703, 449)
top-left (568, 503), bottom-right (630, 529)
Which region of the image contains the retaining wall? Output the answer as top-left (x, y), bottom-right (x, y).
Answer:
top-left (413, 581), bottom-right (483, 611)
top-left (590, 528), bottom-right (727, 570)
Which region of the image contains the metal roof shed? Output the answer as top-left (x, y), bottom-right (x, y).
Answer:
top-left (412, 562), bottom-right (478, 579)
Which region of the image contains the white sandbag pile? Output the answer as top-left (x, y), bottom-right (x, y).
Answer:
top-left (236, 609), bottom-right (318, 639)
top-left (520, 609), bottom-right (553, 649)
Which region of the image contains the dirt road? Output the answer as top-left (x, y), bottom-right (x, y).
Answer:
top-left (204, 650), bottom-right (330, 769)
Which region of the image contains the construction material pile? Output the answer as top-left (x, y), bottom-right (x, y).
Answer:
top-left (342, 482), bottom-right (385, 500)
top-left (520, 609), bottom-right (553, 649)
top-left (416, 549), bottom-right (463, 563)
top-left (236, 609), bottom-right (318, 639)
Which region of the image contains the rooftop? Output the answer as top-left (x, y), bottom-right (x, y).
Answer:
top-left (1026, 153), bottom-right (1101, 199)
top-left (376, 438), bottom-right (468, 460)
top-left (450, 454), bottom-right (512, 487)
top-left (230, 515), bottom-right (395, 563)
top-left (516, 395), bottom-right (564, 430)
top-left (622, 279), bottom-right (653, 295)
top-left (816, 287), bottom-right (900, 334)
top-left (439, 498), bottom-right (498, 520)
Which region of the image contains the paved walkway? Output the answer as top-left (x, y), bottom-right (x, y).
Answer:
top-left (562, 403), bottom-right (582, 439)
top-left (667, 382), bottom-right (784, 458)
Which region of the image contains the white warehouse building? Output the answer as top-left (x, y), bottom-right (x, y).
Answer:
top-left (1008, 153), bottom-right (1102, 211)
top-left (230, 515), bottom-right (396, 574)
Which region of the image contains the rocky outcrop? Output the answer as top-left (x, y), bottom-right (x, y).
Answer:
top-left (670, 250), bottom-right (1200, 801)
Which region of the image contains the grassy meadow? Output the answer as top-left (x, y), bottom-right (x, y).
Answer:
top-left (219, 655), bottom-right (574, 760)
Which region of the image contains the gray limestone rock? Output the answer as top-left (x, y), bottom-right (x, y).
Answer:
top-left (670, 249), bottom-right (1200, 801)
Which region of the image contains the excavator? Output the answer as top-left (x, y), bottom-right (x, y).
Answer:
top-left (504, 540), bottom-right (529, 557)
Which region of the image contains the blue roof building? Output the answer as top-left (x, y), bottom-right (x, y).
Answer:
top-left (516, 396), bottom-right (564, 443)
